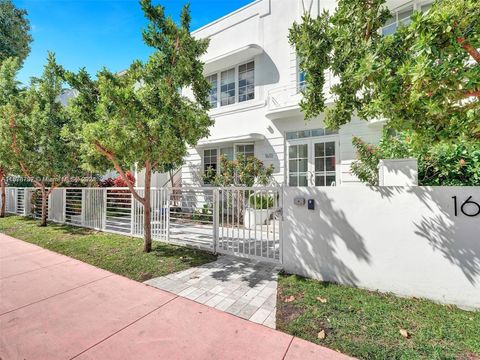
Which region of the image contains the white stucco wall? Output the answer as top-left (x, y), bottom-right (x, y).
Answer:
top-left (283, 186), bottom-right (480, 309)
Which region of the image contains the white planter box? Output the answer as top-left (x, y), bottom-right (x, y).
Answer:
top-left (244, 208), bottom-right (272, 230)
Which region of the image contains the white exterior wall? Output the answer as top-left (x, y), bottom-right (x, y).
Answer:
top-left (283, 186), bottom-right (480, 309)
top-left (182, 0), bottom-right (416, 187)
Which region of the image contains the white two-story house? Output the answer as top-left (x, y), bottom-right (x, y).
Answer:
top-left (174, 0), bottom-right (431, 188)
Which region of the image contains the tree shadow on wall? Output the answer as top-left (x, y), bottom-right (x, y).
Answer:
top-left (412, 188), bottom-right (480, 285)
top-left (286, 190), bottom-right (370, 285)
top-left (372, 185), bottom-right (480, 285)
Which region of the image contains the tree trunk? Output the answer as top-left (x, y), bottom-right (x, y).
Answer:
top-left (169, 169), bottom-right (174, 187)
top-left (143, 162), bottom-right (152, 253)
top-left (0, 171), bottom-right (5, 218)
top-left (40, 188), bottom-right (48, 227)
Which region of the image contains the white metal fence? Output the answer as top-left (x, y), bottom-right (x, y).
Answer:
top-left (2, 186), bottom-right (282, 263)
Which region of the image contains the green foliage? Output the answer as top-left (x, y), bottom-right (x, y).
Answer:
top-left (289, 0), bottom-right (390, 128)
top-left (0, 0), bottom-right (32, 65)
top-left (352, 132), bottom-right (480, 185)
top-left (64, 0), bottom-right (212, 178)
top-left (351, 136), bottom-right (382, 185)
top-left (248, 194), bottom-right (274, 210)
top-left (204, 154), bottom-right (274, 187)
top-left (362, 0), bottom-right (480, 141)
top-left (290, 0), bottom-right (480, 185)
top-left (7, 53), bottom-right (82, 186)
top-left (0, 57), bottom-right (22, 177)
top-left (192, 203), bottom-right (212, 222)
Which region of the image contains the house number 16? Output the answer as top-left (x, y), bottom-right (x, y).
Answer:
top-left (452, 196), bottom-right (480, 217)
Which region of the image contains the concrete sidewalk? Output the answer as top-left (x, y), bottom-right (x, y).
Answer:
top-left (0, 233), bottom-right (353, 360)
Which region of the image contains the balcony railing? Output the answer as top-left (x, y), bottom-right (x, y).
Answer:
top-left (266, 72), bottom-right (336, 116)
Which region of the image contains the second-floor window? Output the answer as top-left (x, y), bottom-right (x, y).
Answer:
top-left (207, 74), bottom-right (218, 108)
top-left (382, 5), bottom-right (414, 35)
top-left (221, 68), bottom-right (236, 106)
top-left (206, 60), bottom-right (255, 108)
top-left (238, 62), bottom-right (255, 102)
top-left (382, 1), bottom-right (432, 36)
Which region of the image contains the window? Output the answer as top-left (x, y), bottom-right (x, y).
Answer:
top-left (297, 55), bottom-right (306, 92)
top-left (286, 128), bottom-right (338, 140)
top-left (204, 144), bottom-right (255, 177)
top-left (238, 61), bottom-right (255, 102)
top-left (220, 147), bottom-right (234, 161)
top-left (382, 1), bottom-right (432, 36)
top-left (314, 141), bottom-right (336, 186)
top-left (204, 144), bottom-right (255, 176)
top-left (288, 144), bottom-right (309, 187)
top-left (205, 61), bottom-right (255, 108)
top-left (236, 144), bottom-right (254, 158)
top-left (220, 68), bottom-right (236, 106)
top-left (298, 70), bottom-right (306, 91)
top-left (382, 5), bottom-right (413, 35)
top-left (203, 149), bottom-right (218, 173)
top-left (206, 74), bottom-right (218, 108)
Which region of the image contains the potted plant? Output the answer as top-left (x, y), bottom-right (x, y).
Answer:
top-left (244, 193), bottom-right (274, 230)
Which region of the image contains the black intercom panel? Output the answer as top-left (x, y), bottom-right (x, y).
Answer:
top-left (308, 199), bottom-right (315, 210)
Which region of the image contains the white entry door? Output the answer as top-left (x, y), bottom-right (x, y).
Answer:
top-left (287, 138), bottom-right (339, 187)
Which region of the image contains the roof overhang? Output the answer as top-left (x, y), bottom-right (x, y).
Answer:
top-left (197, 133), bottom-right (265, 147)
top-left (203, 44), bottom-right (263, 74)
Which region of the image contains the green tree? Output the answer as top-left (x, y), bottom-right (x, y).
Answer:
top-left (0, 57), bottom-right (21, 217)
top-left (65, 0), bottom-right (212, 252)
top-left (290, 0), bottom-right (479, 185)
top-left (0, 0), bottom-right (32, 64)
top-left (7, 53), bottom-right (81, 226)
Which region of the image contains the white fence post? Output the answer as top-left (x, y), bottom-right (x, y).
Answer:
top-left (81, 188), bottom-right (86, 226)
top-left (213, 188), bottom-right (219, 254)
top-left (130, 191), bottom-right (134, 236)
top-left (102, 188), bottom-right (107, 231)
top-left (62, 189), bottom-right (67, 224)
top-left (166, 187), bottom-right (170, 243)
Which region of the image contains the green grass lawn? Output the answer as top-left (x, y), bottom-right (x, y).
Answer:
top-left (0, 215), bottom-right (217, 282)
top-left (277, 274), bottom-right (480, 360)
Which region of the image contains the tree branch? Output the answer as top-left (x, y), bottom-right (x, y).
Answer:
top-left (457, 37), bottom-right (480, 63)
top-left (94, 141), bottom-right (145, 204)
top-left (8, 115), bottom-right (40, 187)
top-left (464, 90), bottom-right (480, 98)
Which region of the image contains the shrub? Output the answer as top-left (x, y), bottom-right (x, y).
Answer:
top-left (113, 171), bottom-right (136, 187)
top-left (352, 132), bottom-right (480, 186)
top-left (203, 154), bottom-right (274, 187)
top-left (249, 194), bottom-right (274, 209)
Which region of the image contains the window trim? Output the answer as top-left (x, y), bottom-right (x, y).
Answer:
top-left (206, 60), bottom-right (255, 108)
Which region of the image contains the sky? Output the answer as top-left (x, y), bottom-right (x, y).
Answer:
top-left (14, 0), bottom-right (254, 85)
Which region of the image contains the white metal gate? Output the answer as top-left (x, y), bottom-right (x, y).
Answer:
top-left (167, 186), bottom-right (282, 263)
top-left (216, 187), bottom-right (282, 263)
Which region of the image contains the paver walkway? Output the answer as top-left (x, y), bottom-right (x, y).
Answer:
top-left (0, 233), bottom-right (354, 360)
top-left (145, 256), bottom-right (280, 328)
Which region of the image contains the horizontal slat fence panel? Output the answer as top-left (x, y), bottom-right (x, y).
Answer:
top-left (3, 186), bottom-right (283, 264)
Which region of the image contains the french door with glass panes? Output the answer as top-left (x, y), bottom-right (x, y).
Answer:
top-left (287, 139), bottom-right (339, 187)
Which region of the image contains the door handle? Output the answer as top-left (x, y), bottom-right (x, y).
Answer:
top-left (308, 171), bottom-right (314, 186)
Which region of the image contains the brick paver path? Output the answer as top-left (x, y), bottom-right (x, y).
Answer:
top-left (145, 256), bottom-right (280, 328)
